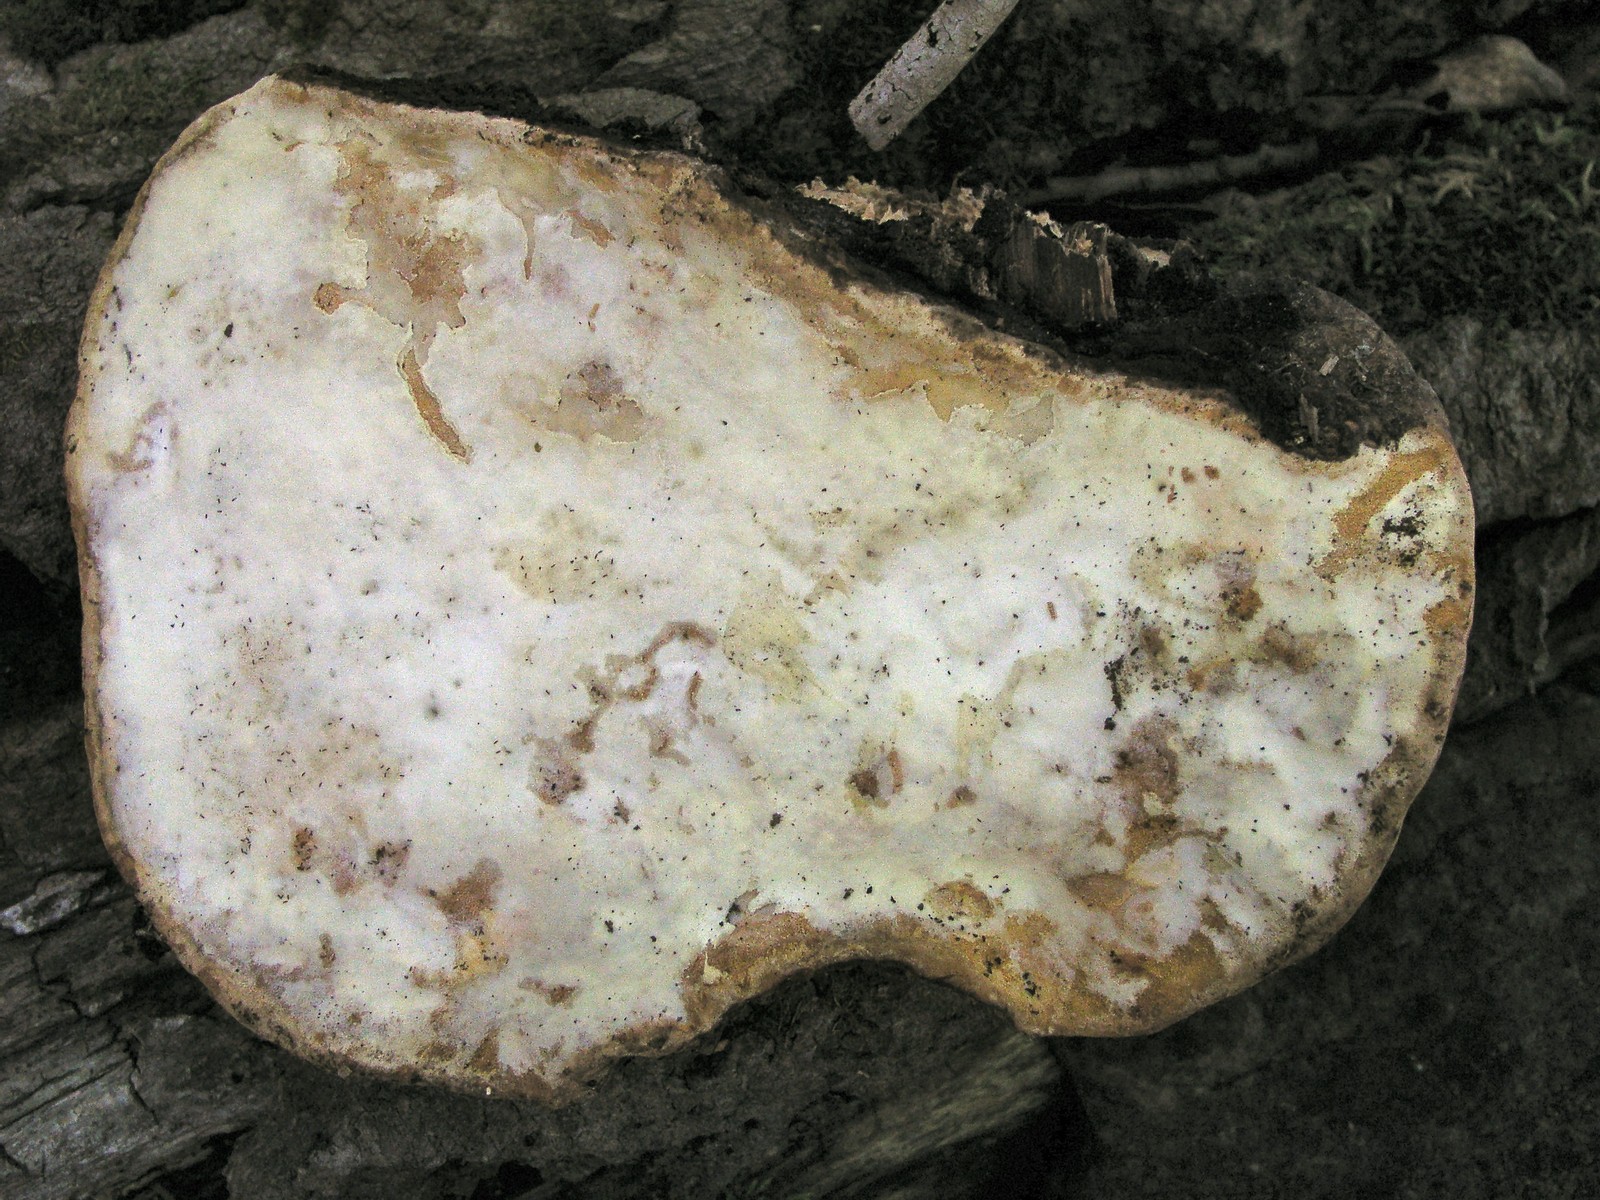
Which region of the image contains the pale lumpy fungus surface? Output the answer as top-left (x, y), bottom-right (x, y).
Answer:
top-left (69, 77), bottom-right (1473, 1100)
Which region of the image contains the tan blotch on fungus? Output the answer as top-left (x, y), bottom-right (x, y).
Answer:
top-left (68, 76), bottom-right (1473, 1101)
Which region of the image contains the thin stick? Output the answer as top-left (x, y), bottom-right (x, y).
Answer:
top-left (849, 0), bottom-right (1022, 151)
top-left (1022, 139), bottom-right (1322, 207)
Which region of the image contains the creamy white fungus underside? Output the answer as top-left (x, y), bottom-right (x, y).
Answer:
top-left (73, 78), bottom-right (1471, 1089)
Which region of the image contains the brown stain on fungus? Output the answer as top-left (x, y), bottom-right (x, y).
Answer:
top-left (532, 740), bottom-right (585, 804)
top-left (415, 859), bottom-right (511, 1000)
top-left (649, 622), bottom-right (717, 656)
top-left (400, 229), bottom-right (470, 310)
top-left (946, 785), bottom-right (978, 808)
top-left (1424, 596), bottom-right (1470, 637)
top-left (322, 135), bottom-right (476, 463)
top-left (1112, 716), bottom-right (1181, 809)
top-left (291, 826), bottom-right (316, 871)
top-left (1138, 625), bottom-right (1170, 663)
top-left (370, 840), bottom-right (410, 884)
top-left (1318, 443), bottom-right (1449, 578)
top-left (432, 858), bottom-right (501, 927)
top-left (923, 880), bottom-right (996, 923)
top-left (646, 719), bottom-right (690, 764)
top-left (1114, 927), bottom-right (1229, 1024)
top-left (613, 658), bottom-right (660, 703)
top-left (400, 346), bottom-right (472, 462)
top-left (1190, 623), bottom-right (1320, 693)
top-left (843, 342), bottom-right (1056, 443)
top-left (848, 744), bottom-right (904, 809)
top-left (565, 209), bottom-right (614, 246)
top-left (1423, 561), bottom-right (1473, 638)
top-left (551, 622), bottom-right (717, 767)
top-left (849, 768), bottom-right (883, 804)
top-left (329, 861), bottom-right (360, 897)
top-left (416, 1039), bottom-right (456, 1064)
top-left (528, 359), bottom-right (646, 443)
top-left (312, 282), bottom-right (345, 313)
top-left (409, 965), bottom-right (453, 992)
top-left (106, 402), bottom-right (170, 473)
top-left (468, 1030), bottom-right (501, 1072)
top-left (1255, 624), bottom-right (1319, 674)
top-left (1215, 552), bottom-right (1261, 624)
top-left (1224, 584), bottom-right (1262, 622)
top-left (1112, 716), bottom-right (1187, 861)
top-left (1124, 815), bottom-right (1182, 862)
top-left (1067, 871), bottom-right (1140, 910)
top-left (518, 979), bottom-right (580, 1006)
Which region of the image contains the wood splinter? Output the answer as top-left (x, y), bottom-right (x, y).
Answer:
top-left (848, 0), bottom-right (1022, 151)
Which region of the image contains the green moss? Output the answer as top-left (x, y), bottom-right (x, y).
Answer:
top-left (1192, 98), bottom-right (1600, 334)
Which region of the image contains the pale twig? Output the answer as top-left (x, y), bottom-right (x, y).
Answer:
top-left (1022, 138), bottom-right (1321, 208)
top-left (849, 0), bottom-right (1022, 151)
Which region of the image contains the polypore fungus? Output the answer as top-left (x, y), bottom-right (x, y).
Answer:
top-left (69, 76), bottom-right (1474, 1101)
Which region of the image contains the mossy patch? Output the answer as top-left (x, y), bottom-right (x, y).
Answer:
top-left (0, 0), bottom-right (245, 67)
top-left (0, 38), bottom-right (250, 202)
top-left (1191, 98), bottom-right (1600, 335)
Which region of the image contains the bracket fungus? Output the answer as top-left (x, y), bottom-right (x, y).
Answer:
top-left (68, 76), bottom-right (1474, 1101)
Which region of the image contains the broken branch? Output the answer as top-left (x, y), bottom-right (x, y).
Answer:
top-left (849, 0), bottom-right (1022, 151)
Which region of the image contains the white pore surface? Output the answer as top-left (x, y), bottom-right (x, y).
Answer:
top-left (75, 78), bottom-right (1470, 1086)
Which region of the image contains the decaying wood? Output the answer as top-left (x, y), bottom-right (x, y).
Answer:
top-left (996, 214), bottom-right (1119, 327)
top-left (794, 179), bottom-right (1121, 329)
